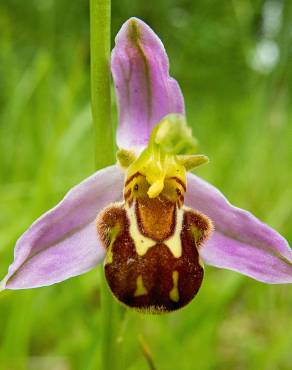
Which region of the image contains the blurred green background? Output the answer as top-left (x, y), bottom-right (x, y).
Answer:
top-left (0, 0), bottom-right (291, 369)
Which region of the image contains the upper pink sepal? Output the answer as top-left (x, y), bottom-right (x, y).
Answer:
top-left (185, 173), bottom-right (292, 283)
top-left (1, 165), bottom-right (124, 290)
top-left (111, 17), bottom-right (185, 150)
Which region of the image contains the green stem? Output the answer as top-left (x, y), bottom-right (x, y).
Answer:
top-left (89, 1), bottom-right (119, 369)
top-left (90, 0), bottom-right (114, 169)
top-left (99, 273), bottom-right (120, 370)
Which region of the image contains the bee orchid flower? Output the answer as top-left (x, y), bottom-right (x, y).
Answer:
top-left (1, 18), bottom-right (291, 313)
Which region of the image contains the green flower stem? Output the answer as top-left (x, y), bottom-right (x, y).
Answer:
top-left (90, 0), bottom-right (115, 169)
top-left (89, 1), bottom-right (119, 369)
top-left (99, 273), bottom-right (121, 370)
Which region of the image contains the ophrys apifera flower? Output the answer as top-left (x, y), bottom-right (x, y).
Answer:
top-left (1, 18), bottom-right (291, 313)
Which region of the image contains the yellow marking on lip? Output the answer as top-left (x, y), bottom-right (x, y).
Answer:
top-left (169, 271), bottom-right (179, 302)
top-left (134, 275), bottom-right (148, 297)
top-left (191, 224), bottom-right (203, 243)
top-left (104, 224), bottom-right (120, 266)
top-left (126, 203), bottom-right (155, 256)
top-left (164, 207), bottom-right (183, 258)
top-left (104, 248), bottom-right (113, 265)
